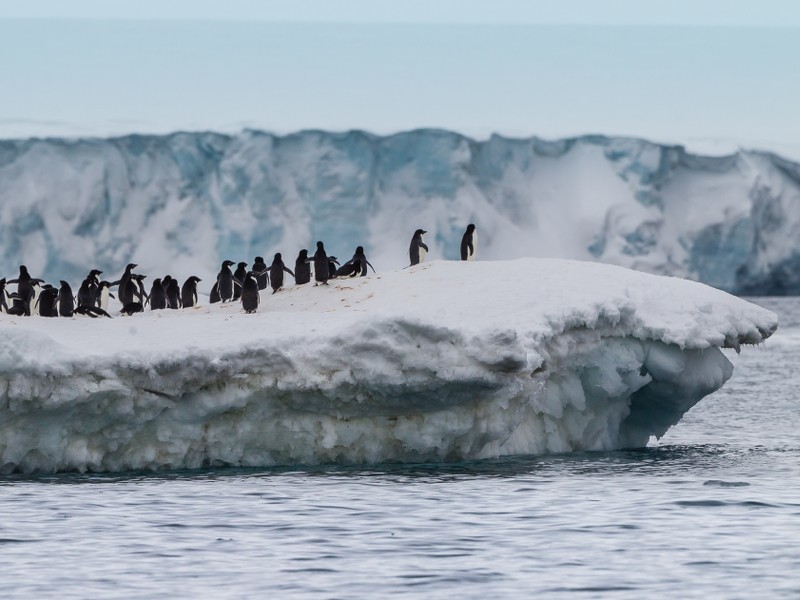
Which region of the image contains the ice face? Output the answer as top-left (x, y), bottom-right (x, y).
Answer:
top-left (0, 258), bottom-right (777, 474)
top-left (1, 130), bottom-right (800, 293)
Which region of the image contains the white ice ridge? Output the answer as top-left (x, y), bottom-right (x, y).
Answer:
top-left (0, 259), bottom-right (777, 474)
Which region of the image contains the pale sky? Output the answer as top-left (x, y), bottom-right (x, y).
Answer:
top-left (1, 1), bottom-right (799, 156)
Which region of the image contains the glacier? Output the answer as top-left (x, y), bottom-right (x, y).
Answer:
top-left (1, 129), bottom-right (800, 294)
top-left (0, 259), bottom-right (777, 474)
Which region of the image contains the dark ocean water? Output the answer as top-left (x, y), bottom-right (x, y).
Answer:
top-left (0, 298), bottom-right (797, 598)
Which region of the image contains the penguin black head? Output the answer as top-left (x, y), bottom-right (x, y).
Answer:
top-left (125, 263), bottom-right (137, 271)
top-left (466, 223), bottom-right (476, 232)
top-left (299, 249), bottom-right (308, 258)
top-left (59, 280), bottom-right (69, 287)
top-left (255, 256), bottom-right (264, 263)
top-left (356, 246), bottom-right (364, 253)
top-left (274, 253), bottom-right (282, 261)
top-left (222, 260), bottom-right (235, 268)
top-left (414, 229), bottom-right (427, 236)
top-left (19, 265), bottom-right (29, 275)
top-left (134, 274), bottom-right (147, 281)
top-left (237, 261), bottom-right (247, 268)
top-left (316, 241), bottom-right (324, 249)
top-left (89, 269), bottom-right (103, 277)
top-left (186, 276), bottom-right (201, 283)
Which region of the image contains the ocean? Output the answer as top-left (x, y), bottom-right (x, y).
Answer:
top-left (1, 298), bottom-right (797, 598)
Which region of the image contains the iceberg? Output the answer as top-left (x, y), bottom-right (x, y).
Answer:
top-left (0, 258), bottom-right (777, 474)
top-left (1, 130), bottom-right (800, 294)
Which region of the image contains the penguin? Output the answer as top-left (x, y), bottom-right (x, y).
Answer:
top-left (119, 302), bottom-right (143, 316)
top-left (132, 274), bottom-right (148, 305)
top-left (36, 285), bottom-right (60, 317)
top-left (85, 269), bottom-right (103, 306)
top-left (166, 278), bottom-right (181, 309)
top-left (269, 253), bottom-right (295, 294)
top-left (149, 278), bottom-right (167, 310)
top-left (241, 271), bottom-right (260, 314)
top-left (74, 305), bottom-right (112, 318)
top-left (6, 294), bottom-right (27, 316)
top-left (335, 261), bottom-right (358, 278)
top-left (116, 263), bottom-right (138, 306)
top-left (58, 280), bottom-right (75, 317)
top-left (312, 242), bottom-right (330, 286)
top-left (294, 249), bottom-right (311, 285)
top-left (232, 261), bottom-right (248, 300)
top-left (460, 223), bottom-right (477, 261)
top-left (338, 246), bottom-right (375, 278)
top-left (327, 256), bottom-right (340, 280)
top-left (216, 260), bottom-right (236, 302)
top-left (0, 278), bottom-right (8, 313)
top-left (181, 276), bottom-right (202, 308)
top-left (77, 276), bottom-right (98, 308)
top-left (252, 256), bottom-right (269, 290)
top-left (8, 265), bottom-right (44, 316)
top-left (209, 281), bottom-right (221, 304)
top-left (409, 229), bottom-right (429, 266)
top-left (97, 281), bottom-right (114, 311)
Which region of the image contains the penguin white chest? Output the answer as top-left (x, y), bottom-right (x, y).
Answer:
top-left (418, 244), bottom-right (427, 263)
top-left (99, 287), bottom-right (110, 309)
top-left (468, 231), bottom-right (478, 261)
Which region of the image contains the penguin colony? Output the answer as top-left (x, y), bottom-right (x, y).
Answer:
top-left (0, 225), bottom-right (477, 317)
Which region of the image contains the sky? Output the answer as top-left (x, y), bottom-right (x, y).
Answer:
top-left (1, 0), bottom-right (799, 157)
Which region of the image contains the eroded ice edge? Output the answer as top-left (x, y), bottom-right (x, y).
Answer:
top-left (0, 259), bottom-right (777, 474)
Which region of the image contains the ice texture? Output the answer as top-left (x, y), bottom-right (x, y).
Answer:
top-left (0, 259), bottom-right (777, 474)
top-left (1, 130), bottom-right (800, 293)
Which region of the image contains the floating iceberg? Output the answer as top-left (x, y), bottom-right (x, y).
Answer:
top-left (0, 259), bottom-right (777, 474)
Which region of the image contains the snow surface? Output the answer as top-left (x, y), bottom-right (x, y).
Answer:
top-left (0, 258), bottom-right (777, 474)
top-left (2, 130), bottom-right (800, 294)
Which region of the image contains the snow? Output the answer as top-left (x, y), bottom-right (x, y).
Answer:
top-left (0, 258), bottom-right (777, 474)
top-left (2, 130), bottom-right (800, 295)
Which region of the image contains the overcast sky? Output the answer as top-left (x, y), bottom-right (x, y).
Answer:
top-left (1, 1), bottom-right (799, 156)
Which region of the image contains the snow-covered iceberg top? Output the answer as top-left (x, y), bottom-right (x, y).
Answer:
top-left (0, 258), bottom-right (777, 474)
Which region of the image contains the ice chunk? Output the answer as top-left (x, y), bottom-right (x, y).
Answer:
top-left (0, 258), bottom-right (777, 473)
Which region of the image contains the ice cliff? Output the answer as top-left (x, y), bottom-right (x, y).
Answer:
top-left (0, 259), bottom-right (777, 474)
top-left (1, 129), bottom-right (800, 294)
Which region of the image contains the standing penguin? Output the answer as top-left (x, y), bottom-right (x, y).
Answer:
top-left (36, 286), bottom-right (60, 317)
top-left (216, 260), bottom-right (236, 302)
top-left (116, 263), bottom-right (138, 306)
top-left (409, 229), bottom-right (429, 266)
top-left (348, 246), bottom-right (375, 277)
top-left (166, 278), bottom-right (181, 309)
top-left (294, 249), bottom-right (311, 285)
top-left (252, 256), bottom-right (269, 290)
top-left (77, 276), bottom-right (98, 308)
top-left (241, 272), bottom-right (260, 314)
top-left (232, 262), bottom-right (248, 300)
top-left (312, 242), bottom-right (330, 286)
top-left (8, 265), bottom-right (44, 316)
top-left (58, 280), bottom-right (75, 317)
top-left (0, 278), bottom-right (8, 313)
top-left (181, 276), bottom-right (202, 308)
top-left (327, 256), bottom-right (340, 280)
top-left (85, 269), bottom-right (103, 306)
top-left (460, 223), bottom-right (477, 261)
top-left (97, 281), bottom-right (114, 311)
top-left (149, 278), bottom-right (167, 310)
top-left (269, 253), bottom-right (295, 294)
top-left (209, 281), bottom-right (221, 304)
top-left (132, 274), bottom-right (148, 305)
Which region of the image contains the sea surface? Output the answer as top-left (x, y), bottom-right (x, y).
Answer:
top-left (1, 298), bottom-right (798, 599)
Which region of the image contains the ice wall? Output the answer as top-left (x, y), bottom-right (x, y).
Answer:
top-left (1, 130), bottom-right (799, 293)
